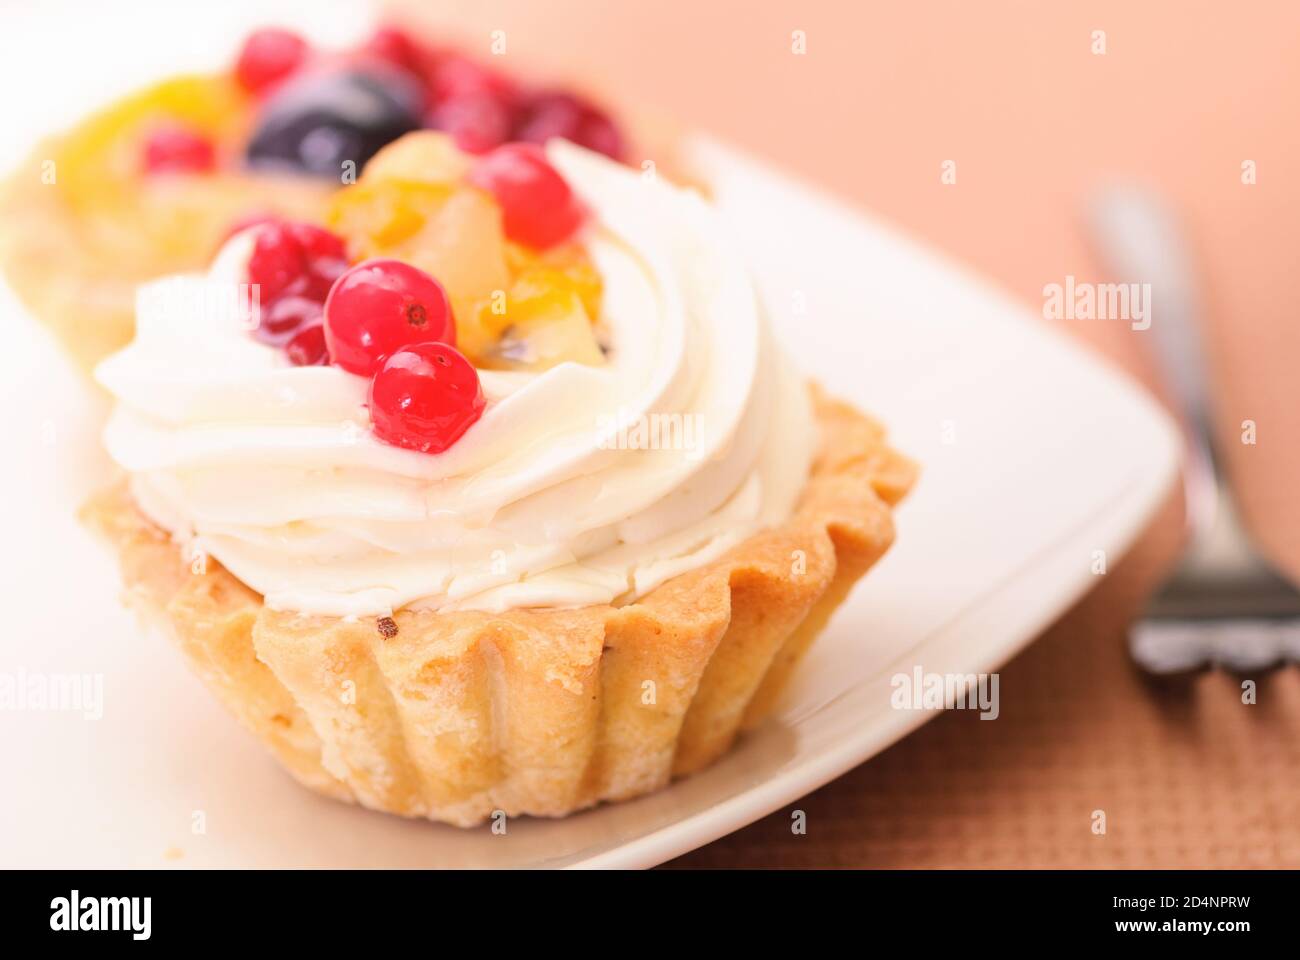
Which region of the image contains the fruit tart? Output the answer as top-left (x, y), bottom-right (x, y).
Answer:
top-left (84, 132), bottom-right (915, 825)
top-left (0, 24), bottom-right (626, 372)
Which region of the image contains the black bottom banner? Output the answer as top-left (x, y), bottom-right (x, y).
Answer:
top-left (0, 868), bottom-right (1286, 945)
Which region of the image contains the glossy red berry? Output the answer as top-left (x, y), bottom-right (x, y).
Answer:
top-left (324, 259), bottom-right (455, 375)
top-left (287, 221), bottom-right (347, 264)
top-left (364, 26), bottom-right (424, 75)
top-left (285, 322), bottom-right (329, 366)
top-left (572, 110), bottom-right (624, 161)
top-left (247, 222), bottom-right (307, 301)
top-left (514, 91), bottom-right (624, 160)
top-left (243, 220), bottom-right (349, 361)
top-left (299, 260), bottom-right (346, 302)
top-left (513, 92), bottom-right (581, 145)
top-left (235, 28), bottom-right (309, 94)
top-left (245, 220), bottom-right (348, 302)
top-left (287, 222), bottom-right (349, 297)
top-left (256, 294), bottom-right (322, 343)
top-left (431, 54), bottom-right (515, 103)
top-left (142, 124), bottom-right (216, 174)
top-left (428, 91), bottom-right (512, 154)
top-left (368, 342), bottom-right (485, 453)
top-left (467, 143), bottom-right (584, 248)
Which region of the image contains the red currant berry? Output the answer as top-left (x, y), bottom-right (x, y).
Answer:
top-left (287, 223), bottom-right (349, 291)
top-left (235, 28), bottom-right (309, 94)
top-left (285, 323), bottom-right (329, 366)
top-left (260, 254), bottom-right (339, 304)
top-left (256, 294), bottom-right (322, 344)
top-left (141, 124), bottom-right (216, 174)
top-left (427, 91), bottom-right (512, 154)
top-left (324, 259), bottom-right (455, 375)
top-left (368, 343), bottom-right (485, 453)
top-left (364, 26), bottom-right (424, 75)
top-left (287, 222), bottom-right (347, 264)
top-left (514, 92), bottom-right (584, 145)
top-left (245, 220), bottom-right (349, 303)
top-left (467, 143), bottom-right (584, 248)
top-left (514, 91), bottom-right (624, 160)
top-left (247, 222), bottom-right (307, 302)
top-left (573, 109), bottom-right (624, 161)
top-left (431, 54), bottom-right (515, 104)
top-left (303, 259), bottom-right (347, 302)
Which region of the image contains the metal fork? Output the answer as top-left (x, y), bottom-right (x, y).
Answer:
top-left (1088, 186), bottom-right (1300, 674)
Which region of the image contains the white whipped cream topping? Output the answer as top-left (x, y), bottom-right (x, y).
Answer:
top-left (95, 141), bottom-right (817, 617)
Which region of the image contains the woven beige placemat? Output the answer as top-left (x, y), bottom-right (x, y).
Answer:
top-left (669, 493), bottom-right (1300, 868)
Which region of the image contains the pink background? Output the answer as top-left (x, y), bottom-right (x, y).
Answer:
top-left (400, 0), bottom-right (1300, 579)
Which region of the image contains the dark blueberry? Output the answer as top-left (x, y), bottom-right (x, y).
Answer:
top-left (245, 66), bottom-right (423, 178)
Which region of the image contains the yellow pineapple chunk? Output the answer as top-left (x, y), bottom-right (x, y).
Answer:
top-left (362, 132), bottom-right (473, 184)
top-left (326, 131), bottom-right (607, 370)
top-left (472, 272), bottom-right (604, 371)
top-left (506, 242), bottom-right (603, 319)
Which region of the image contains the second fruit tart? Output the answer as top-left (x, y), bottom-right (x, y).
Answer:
top-left (0, 23), bottom-right (626, 372)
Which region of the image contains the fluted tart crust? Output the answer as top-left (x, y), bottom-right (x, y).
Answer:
top-left (83, 386), bottom-right (915, 826)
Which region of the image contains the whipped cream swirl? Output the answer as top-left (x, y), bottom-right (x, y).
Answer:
top-left (96, 141), bottom-right (816, 617)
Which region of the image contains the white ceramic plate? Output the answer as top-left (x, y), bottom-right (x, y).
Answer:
top-left (0, 132), bottom-right (1179, 868)
top-left (0, 1), bottom-right (1180, 867)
